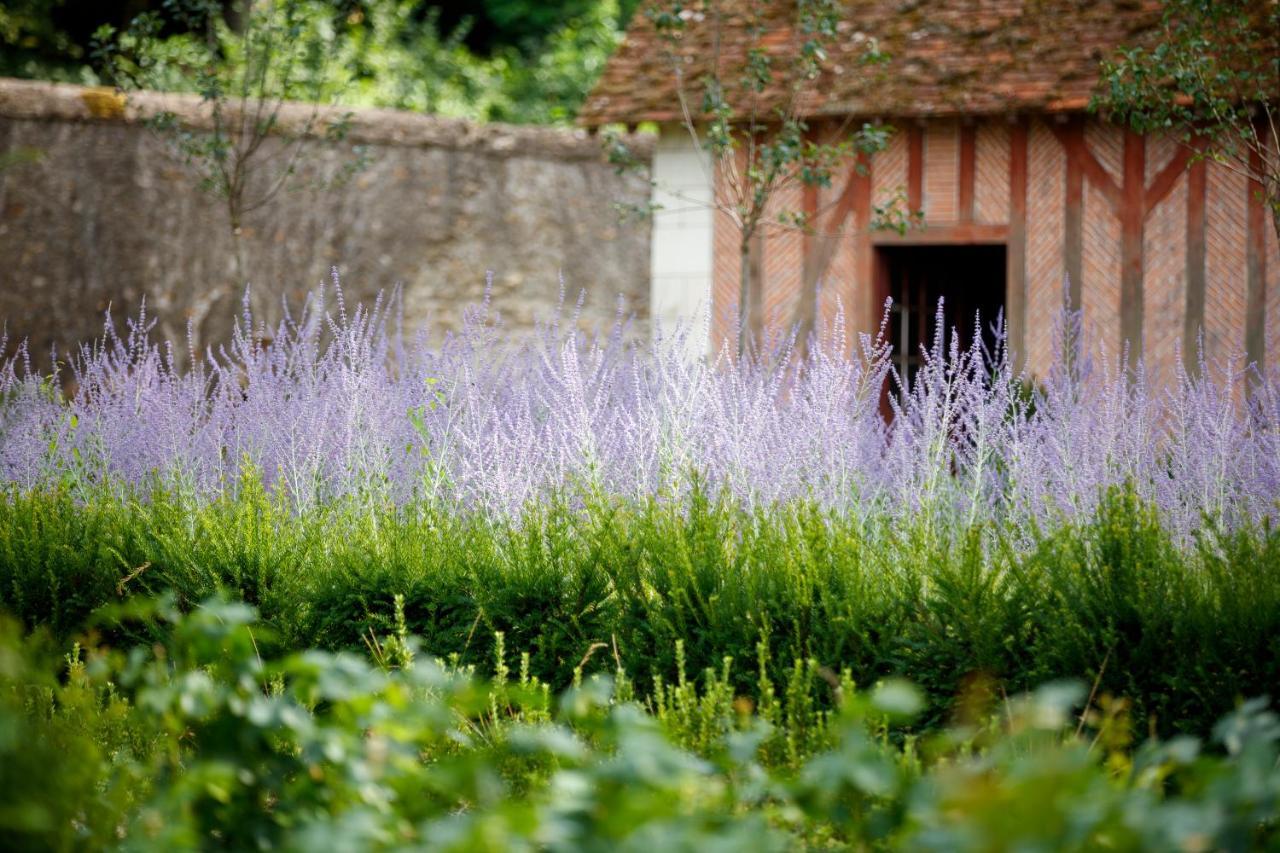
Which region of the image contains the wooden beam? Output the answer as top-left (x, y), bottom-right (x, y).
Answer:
top-left (1008, 120), bottom-right (1029, 369)
top-left (871, 223), bottom-right (1009, 245)
top-left (794, 176), bottom-right (823, 348)
top-left (1184, 158), bottom-right (1207, 372)
top-left (907, 125), bottom-right (924, 213)
top-left (1246, 146), bottom-right (1268, 369)
top-left (747, 228), bottom-right (765, 343)
top-left (959, 124), bottom-right (976, 223)
top-left (800, 180), bottom-right (820, 283)
top-left (1052, 122), bottom-right (1121, 208)
top-left (853, 153), bottom-right (875, 335)
top-left (1145, 146), bottom-right (1194, 215)
top-left (1120, 130), bottom-right (1145, 361)
top-left (1063, 122), bottom-right (1084, 310)
top-left (800, 163), bottom-right (861, 298)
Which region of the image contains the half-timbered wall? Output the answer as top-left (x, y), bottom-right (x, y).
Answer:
top-left (710, 117), bottom-right (1279, 380)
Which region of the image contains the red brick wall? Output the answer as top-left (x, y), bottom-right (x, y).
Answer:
top-left (872, 127), bottom-right (908, 214)
top-left (708, 117), bottom-right (1276, 380)
top-left (1269, 207), bottom-right (1280, 364)
top-left (761, 183), bottom-right (805, 335)
top-left (711, 159), bottom-right (741, 357)
top-left (1025, 120), bottom-right (1067, 376)
top-left (1142, 167), bottom-right (1187, 382)
top-left (1081, 178), bottom-right (1123, 360)
top-left (1204, 164), bottom-right (1249, 364)
top-left (975, 123), bottom-right (1010, 225)
top-left (924, 122), bottom-right (960, 223)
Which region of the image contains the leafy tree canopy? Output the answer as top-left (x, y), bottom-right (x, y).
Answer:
top-left (0, 0), bottom-right (646, 124)
top-left (1094, 0), bottom-right (1279, 239)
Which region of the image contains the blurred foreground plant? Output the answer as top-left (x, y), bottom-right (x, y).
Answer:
top-left (2, 596), bottom-right (1278, 850)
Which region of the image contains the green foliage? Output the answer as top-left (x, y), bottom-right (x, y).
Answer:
top-left (627, 0), bottom-right (910, 354)
top-left (2, 595), bottom-right (1279, 849)
top-left (1093, 0), bottom-right (1279, 236)
top-left (6, 0), bottom-right (637, 125)
top-left (310, 0), bottom-right (630, 124)
top-left (4, 482), bottom-right (1280, 741)
top-left (0, 620), bottom-right (154, 850)
top-left (0, 0), bottom-right (93, 81)
top-left (92, 0), bottom-right (367, 233)
top-left (0, 146), bottom-right (44, 174)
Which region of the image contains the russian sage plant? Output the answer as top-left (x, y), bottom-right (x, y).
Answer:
top-left (1, 281), bottom-right (1276, 544)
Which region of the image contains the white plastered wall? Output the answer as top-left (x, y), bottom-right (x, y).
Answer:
top-left (650, 127), bottom-right (714, 360)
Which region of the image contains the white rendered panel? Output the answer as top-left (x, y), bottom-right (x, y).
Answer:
top-left (650, 129), bottom-right (713, 359)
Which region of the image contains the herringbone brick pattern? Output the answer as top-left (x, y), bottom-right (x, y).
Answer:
top-left (1082, 181), bottom-right (1122, 358)
top-left (873, 127), bottom-right (908, 212)
top-left (1085, 121), bottom-right (1123, 185)
top-left (925, 121), bottom-right (959, 223)
top-left (1143, 176), bottom-right (1187, 380)
top-left (1268, 206), bottom-right (1280, 360)
top-left (1204, 163), bottom-right (1248, 364)
top-left (712, 158), bottom-right (741, 356)
top-left (762, 183), bottom-right (804, 332)
top-left (702, 125), bottom-right (1265, 375)
top-left (1026, 120), bottom-right (1066, 377)
top-left (832, 237), bottom-right (862, 336)
top-left (975, 122), bottom-right (1010, 224)
top-left (1265, 132), bottom-right (1280, 367)
top-left (817, 179), bottom-right (860, 337)
top-left (1145, 132), bottom-right (1179, 185)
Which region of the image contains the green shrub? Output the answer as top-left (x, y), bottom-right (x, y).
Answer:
top-left (2, 482), bottom-right (1278, 738)
top-left (2, 597), bottom-right (1278, 850)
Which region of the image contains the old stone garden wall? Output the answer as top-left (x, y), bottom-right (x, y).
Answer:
top-left (0, 78), bottom-right (652, 367)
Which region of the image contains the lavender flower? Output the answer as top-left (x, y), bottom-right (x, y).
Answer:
top-left (1, 277), bottom-right (1275, 544)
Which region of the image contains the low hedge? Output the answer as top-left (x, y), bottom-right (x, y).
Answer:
top-left (2, 483), bottom-right (1278, 736)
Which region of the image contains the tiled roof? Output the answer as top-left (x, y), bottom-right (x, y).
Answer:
top-left (580, 0), bottom-right (1165, 126)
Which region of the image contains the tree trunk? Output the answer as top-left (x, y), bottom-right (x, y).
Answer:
top-left (793, 249), bottom-right (820, 363)
top-left (737, 230), bottom-right (766, 359)
top-left (1270, 193), bottom-right (1279, 249)
top-left (738, 238), bottom-right (751, 359)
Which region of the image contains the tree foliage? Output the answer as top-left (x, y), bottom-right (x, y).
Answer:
top-left (3, 593), bottom-right (1280, 849)
top-left (612, 1), bottom-right (918, 357)
top-left (91, 0), bottom-right (370, 352)
top-left (1094, 0), bottom-right (1280, 240)
top-left (0, 0), bottom-right (641, 125)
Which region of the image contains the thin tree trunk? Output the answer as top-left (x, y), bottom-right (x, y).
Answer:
top-left (793, 253), bottom-right (820, 363)
top-left (738, 237), bottom-right (751, 359)
top-left (1271, 196), bottom-right (1279, 248)
top-left (737, 229), bottom-right (767, 359)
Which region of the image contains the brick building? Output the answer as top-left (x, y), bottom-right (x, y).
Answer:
top-left (579, 0), bottom-right (1279, 378)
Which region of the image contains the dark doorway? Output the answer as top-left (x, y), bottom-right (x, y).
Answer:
top-left (876, 244), bottom-right (1006, 389)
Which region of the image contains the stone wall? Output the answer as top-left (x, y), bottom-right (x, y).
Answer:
top-left (0, 78), bottom-right (653, 367)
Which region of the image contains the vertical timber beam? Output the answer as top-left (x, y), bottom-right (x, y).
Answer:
top-left (1184, 158), bottom-right (1207, 371)
top-left (747, 229), bottom-right (765, 344)
top-left (907, 125), bottom-right (924, 214)
top-left (959, 123), bottom-right (977, 223)
top-left (1246, 146), bottom-right (1268, 370)
top-left (1120, 130), bottom-right (1146, 361)
top-left (801, 181), bottom-right (820, 286)
top-left (853, 151), bottom-right (875, 337)
top-left (1063, 120), bottom-right (1084, 310)
top-left (1008, 120), bottom-right (1029, 369)
top-left (796, 171), bottom-right (822, 350)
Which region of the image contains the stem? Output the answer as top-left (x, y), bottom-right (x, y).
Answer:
top-left (738, 236), bottom-right (751, 359)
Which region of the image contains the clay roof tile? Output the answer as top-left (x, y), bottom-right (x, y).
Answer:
top-left (580, 0), bottom-right (1166, 126)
